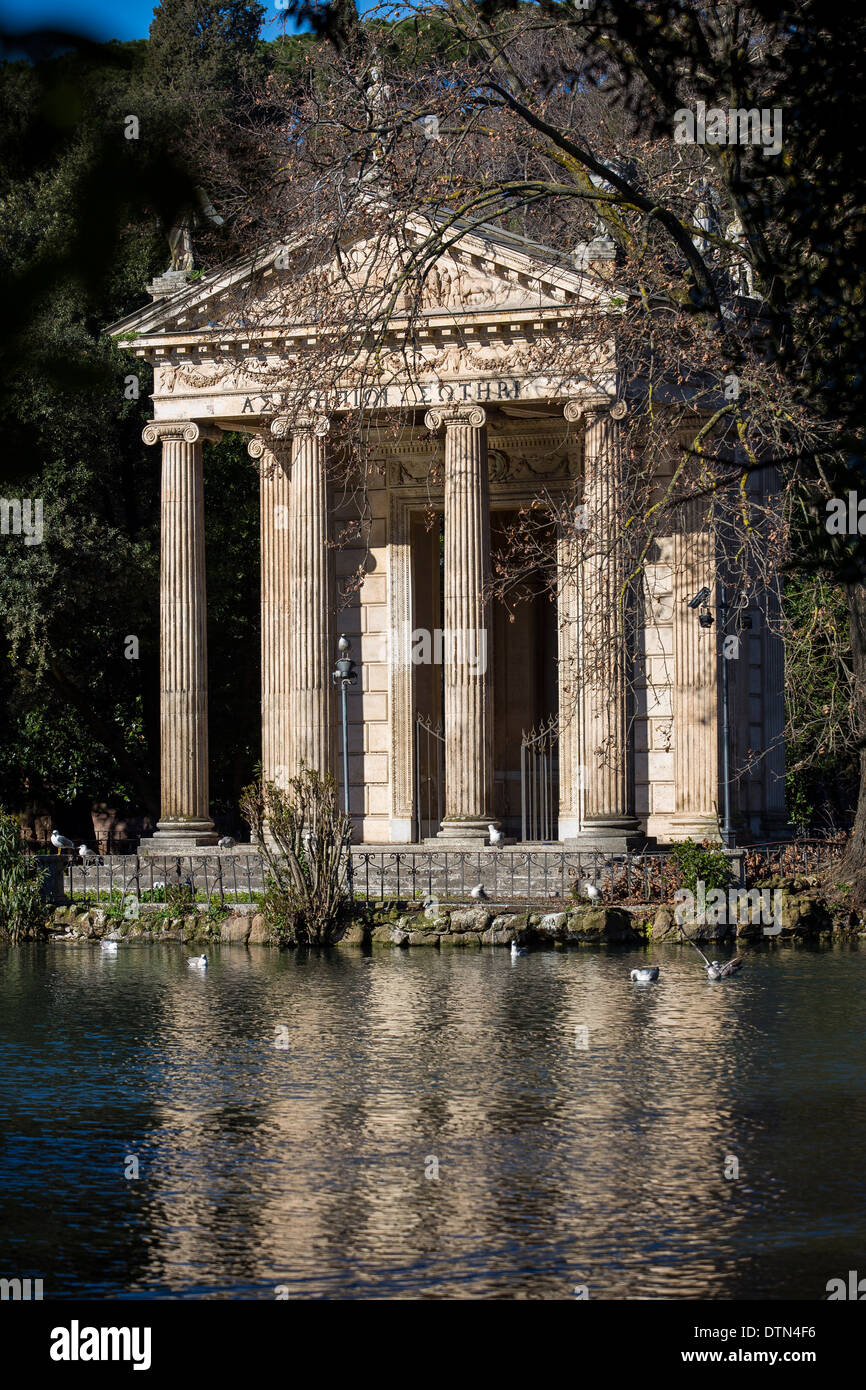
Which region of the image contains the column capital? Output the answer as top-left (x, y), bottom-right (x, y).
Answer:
top-left (271, 414), bottom-right (330, 440)
top-left (424, 405), bottom-right (486, 432)
top-left (563, 398), bottom-right (627, 424)
top-left (142, 420), bottom-right (221, 447)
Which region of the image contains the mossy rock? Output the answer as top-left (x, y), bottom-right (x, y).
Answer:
top-left (334, 922), bottom-right (369, 946)
top-left (568, 907), bottom-right (640, 943)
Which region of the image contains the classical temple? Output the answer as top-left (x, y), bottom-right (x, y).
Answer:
top-left (111, 214), bottom-right (786, 851)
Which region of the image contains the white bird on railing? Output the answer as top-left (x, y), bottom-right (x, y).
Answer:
top-left (469, 884), bottom-right (488, 900)
top-left (630, 965), bottom-right (659, 983)
top-left (51, 830), bottom-right (74, 855)
top-left (187, 953), bottom-right (208, 969)
top-left (218, 836), bottom-right (236, 849)
top-left (511, 940), bottom-right (528, 958)
top-left (79, 844), bottom-right (102, 865)
top-left (583, 881), bottom-right (601, 901)
top-left (488, 824), bottom-right (503, 846)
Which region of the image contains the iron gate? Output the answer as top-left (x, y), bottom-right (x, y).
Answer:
top-left (521, 716), bottom-right (559, 841)
top-left (415, 713), bottom-right (445, 841)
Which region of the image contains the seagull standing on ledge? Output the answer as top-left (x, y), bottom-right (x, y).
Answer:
top-left (488, 824), bottom-right (503, 846)
top-left (79, 844), bottom-right (102, 865)
top-left (51, 830), bottom-right (74, 856)
top-left (469, 884), bottom-right (488, 901)
top-left (218, 836), bottom-right (236, 849)
top-left (583, 881), bottom-right (601, 902)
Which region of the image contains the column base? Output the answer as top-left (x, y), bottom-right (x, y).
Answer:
top-left (138, 819), bottom-right (218, 853)
top-left (434, 817), bottom-right (500, 843)
top-left (562, 818), bottom-right (645, 853)
top-left (667, 814), bottom-right (723, 843)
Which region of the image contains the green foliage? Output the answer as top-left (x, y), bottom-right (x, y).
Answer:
top-left (0, 808), bottom-right (46, 941)
top-left (241, 768), bottom-right (351, 946)
top-left (783, 572), bottom-right (856, 830)
top-left (0, 25), bottom-right (262, 834)
top-left (669, 839), bottom-right (732, 895)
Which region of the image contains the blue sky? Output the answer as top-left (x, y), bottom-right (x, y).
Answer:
top-left (0, 1), bottom-right (304, 43)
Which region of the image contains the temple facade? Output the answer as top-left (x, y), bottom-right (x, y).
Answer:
top-left (111, 216), bottom-right (786, 850)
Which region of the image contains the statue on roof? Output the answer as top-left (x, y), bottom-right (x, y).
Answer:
top-left (149, 188), bottom-right (225, 297)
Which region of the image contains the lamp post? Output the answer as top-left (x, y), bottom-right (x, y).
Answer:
top-left (332, 634), bottom-right (358, 890)
top-left (687, 585), bottom-right (735, 847)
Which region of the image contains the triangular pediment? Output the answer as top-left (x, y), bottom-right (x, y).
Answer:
top-left (111, 210), bottom-right (611, 348)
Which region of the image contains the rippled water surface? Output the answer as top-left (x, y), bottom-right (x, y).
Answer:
top-left (2, 940), bottom-right (865, 1299)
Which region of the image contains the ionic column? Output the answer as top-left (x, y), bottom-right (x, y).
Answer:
top-left (250, 436), bottom-right (291, 788)
top-left (568, 400), bottom-right (641, 848)
top-left (142, 420), bottom-right (218, 845)
top-left (273, 415), bottom-right (335, 780)
top-left (425, 406), bottom-right (495, 839)
top-left (671, 500), bottom-right (721, 839)
top-left (556, 519), bottom-right (583, 838)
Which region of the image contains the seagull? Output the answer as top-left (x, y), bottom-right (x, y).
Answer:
top-left (187, 954), bottom-right (208, 969)
top-left (100, 940), bottom-right (118, 954)
top-left (679, 926), bottom-right (744, 980)
top-left (50, 830), bottom-right (74, 855)
top-left (218, 836), bottom-right (236, 848)
top-left (583, 881), bottom-right (601, 901)
top-left (422, 897), bottom-right (439, 918)
top-left (511, 940), bottom-right (528, 958)
top-left (630, 966), bottom-right (660, 982)
top-left (707, 957), bottom-right (744, 980)
top-left (78, 844), bottom-right (102, 865)
top-left (469, 884), bottom-right (488, 900)
top-left (488, 823), bottom-right (503, 845)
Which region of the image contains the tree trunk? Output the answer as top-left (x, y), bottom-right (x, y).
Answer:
top-left (840, 581), bottom-right (866, 896)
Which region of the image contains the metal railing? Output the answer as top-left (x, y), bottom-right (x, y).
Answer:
top-left (38, 837), bottom-right (847, 910)
top-left (743, 837), bottom-right (846, 883)
top-left (521, 716), bottom-right (559, 841)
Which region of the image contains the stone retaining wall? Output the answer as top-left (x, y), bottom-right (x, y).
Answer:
top-left (43, 882), bottom-right (866, 947)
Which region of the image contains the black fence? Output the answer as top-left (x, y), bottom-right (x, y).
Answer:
top-left (34, 837), bottom-right (846, 910)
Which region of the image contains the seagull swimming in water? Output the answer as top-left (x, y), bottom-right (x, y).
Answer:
top-left (50, 830), bottom-right (74, 855)
top-left (488, 824), bottom-right (503, 846)
top-left (511, 940), bottom-right (528, 958)
top-left (100, 940), bottom-right (118, 954)
top-left (187, 953), bottom-right (208, 969)
top-left (679, 926), bottom-right (744, 980)
top-left (630, 965), bottom-right (660, 983)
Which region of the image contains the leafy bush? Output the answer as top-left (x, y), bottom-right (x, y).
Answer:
top-left (0, 808), bottom-right (47, 942)
top-left (669, 838), bottom-right (733, 894)
top-left (240, 768), bottom-right (351, 946)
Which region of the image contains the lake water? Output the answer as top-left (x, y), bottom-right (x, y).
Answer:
top-left (1, 940), bottom-right (865, 1300)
